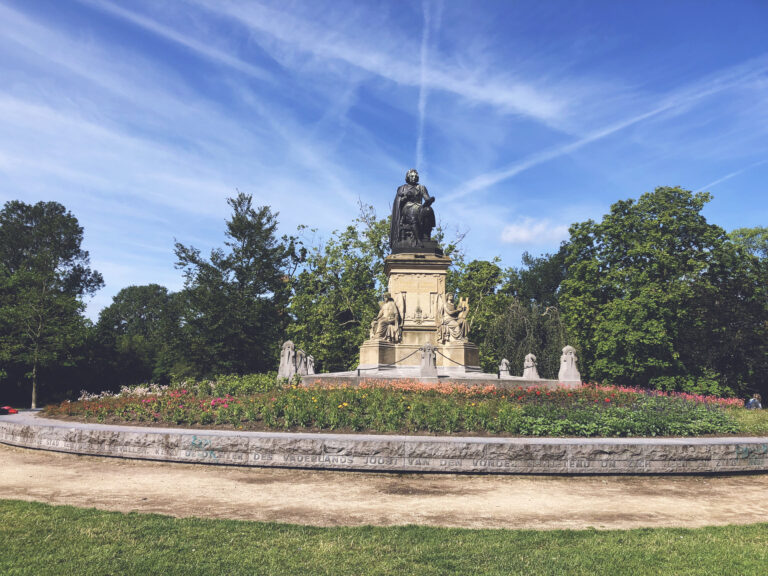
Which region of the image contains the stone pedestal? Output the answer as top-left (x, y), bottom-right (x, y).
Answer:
top-left (358, 252), bottom-right (481, 374)
top-left (385, 252), bottom-right (450, 346)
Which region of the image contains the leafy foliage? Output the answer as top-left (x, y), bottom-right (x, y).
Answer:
top-left (94, 284), bottom-right (185, 386)
top-left (0, 200), bottom-right (103, 407)
top-left (287, 204), bottom-right (389, 372)
top-left (560, 187), bottom-right (768, 396)
top-left (173, 193), bottom-right (298, 377)
top-left (484, 300), bottom-right (567, 379)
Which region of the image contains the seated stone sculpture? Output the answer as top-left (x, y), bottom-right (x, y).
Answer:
top-left (369, 292), bottom-right (402, 343)
top-left (499, 358), bottom-right (510, 376)
top-left (436, 293), bottom-right (468, 344)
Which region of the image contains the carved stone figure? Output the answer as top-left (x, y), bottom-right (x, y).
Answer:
top-left (436, 293), bottom-right (468, 344)
top-left (499, 358), bottom-right (510, 376)
top-left (390, 169), bottom-right (437, 252)
top-left (295, 349), bottom-right (307, 376)
top-left (277, 340), bottom-right (313, 379)
top-left (523, 353), bottom-right (540, 379)
top-left (278, 340), bottom-right (296, 379)
top-left (558, 345), bottom-right (581, 382)
top-left (369, 292), bottom-right (403, 343)
top-left (420, 342), bottom-right (438, 377)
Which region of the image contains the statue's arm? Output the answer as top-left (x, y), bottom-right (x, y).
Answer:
top-left (420, 185), bottom-right (435, 207)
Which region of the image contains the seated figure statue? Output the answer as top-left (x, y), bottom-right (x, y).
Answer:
top-left (436, 293), bottom-right (468, 344)
top-left (369, 292), bottom-right (402, 343)
top-left (390, 169), bottom-right (436, 251)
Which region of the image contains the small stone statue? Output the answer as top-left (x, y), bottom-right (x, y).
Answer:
top-left (278, 340), bottom-right (296, 379)
top-left (523, 353), bottom-right (540, 380)
top-left (436, 293), bottom-right (469, 344)
top-left (499, 358), bottom-right (510, 376)
top-left (277, 340), bottom-right (313, 379)
top-left (420, 342), bottom-right (438, 378)
top-left (369, 292), bottom-right (403, 343)
top-left (558, 345), bottom-right (581, 382)
top-left (295, 349), bottom-right (307, 376)
top-left (390, 169), bottom-right (437, 252)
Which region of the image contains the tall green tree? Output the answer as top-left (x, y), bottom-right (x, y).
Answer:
top-left (174, 193), bottom-right (297, 377)
top-left (288, 205), bottom-right (389, 371)
top-left (95, 284), bottom-right (185, 385)
top-left (0, 201), bottom-right (103, 407)
top-left (446, 258), bottom-right (509, 371)
top-left (560, 187), bottom-right (767, 395)
top-left (504, 248), bottom-right (567, 308)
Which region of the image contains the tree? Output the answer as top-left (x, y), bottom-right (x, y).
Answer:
top-left (560, 187), bottom-right (768, 395)
top-left (174, 193), bottom-right (297, 376)
top-left (288, 204), bottom-right (389, 371)
top-left (95, 284), bottom-right (184, 386)
top-left (446, 258), bottom-right (509, 371)
top-left (484, 299), bottom-right (567, 379)
top-left (0, 201), bottom-right (103, 407)
top-left (504, 247), bottom-right (567, 308)
top-left (729, 227), bottom-right (768, 260)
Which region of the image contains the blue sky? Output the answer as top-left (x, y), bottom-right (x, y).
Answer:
top-left (1, 0), bottom-right (767, 319)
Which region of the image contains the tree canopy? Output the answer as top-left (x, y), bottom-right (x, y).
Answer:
top-left (0, 200), bottom-right (103, 407)
top-left (560, 187), bottom-right (768, 395)
top-left (173, 193), bottom-right (298, 377)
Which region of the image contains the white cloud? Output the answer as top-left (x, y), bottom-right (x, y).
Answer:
top-left (501, 218), bottom-right (569, 245)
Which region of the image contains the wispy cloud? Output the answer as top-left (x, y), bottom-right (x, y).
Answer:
top-left (501, 218), bottom-right (569, 245)
top-left (77, 0), bottom-right (273, 81)
top-left (186, 0), bottom-right (569, 123)
top-left (415, 0), bottom-right (442, 172)
top-left (445, 55), bottom-right (768, 201)
top-left (695, 159), bottom-right (768, 193)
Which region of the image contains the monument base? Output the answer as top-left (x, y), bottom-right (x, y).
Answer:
top-left (358, 339), bottom-right (480, 375)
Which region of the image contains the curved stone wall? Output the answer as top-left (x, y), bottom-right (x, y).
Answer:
top-left (2, 412), bottom-right (768, 475)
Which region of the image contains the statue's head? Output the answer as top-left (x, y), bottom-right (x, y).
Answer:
top-left (446, 293), bottom-right (454, 302)
top-left (382, 292), bottom-right (392, 301)
top-left (405, 169), bottom-right (419, 185)
top-left (562, 345), bottom-right (576, 356)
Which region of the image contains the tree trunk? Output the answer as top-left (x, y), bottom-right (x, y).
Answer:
top-left (31, 346), bottom-right (38, 409)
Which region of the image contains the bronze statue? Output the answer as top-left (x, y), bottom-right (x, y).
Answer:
top-left (390, 169), bottom-right (437, 253)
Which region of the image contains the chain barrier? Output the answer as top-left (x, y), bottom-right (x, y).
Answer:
top-left (356, 347), bottom-right (422, 376)
top-left (356, 344), bottom-right (473, 376)
top-left (434, 348), bottom-right (470, 367)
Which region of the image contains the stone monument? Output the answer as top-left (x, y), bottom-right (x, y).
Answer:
top-left (558, 345), bottom-right (581, 382)
top-left (278, 340), bottom-right (314, 379)
top-left (358, 169), bottom-right (480, 375)
top-left (523, 353), bottom-right (540, 379)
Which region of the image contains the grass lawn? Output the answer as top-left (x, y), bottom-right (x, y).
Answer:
top-left (729, 408), bottom-right (768, 435)
top-left (1, 500), bottom-right (767, 575)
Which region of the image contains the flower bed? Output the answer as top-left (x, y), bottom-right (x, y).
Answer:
top-left (42, 378), bottom-right (745, 438)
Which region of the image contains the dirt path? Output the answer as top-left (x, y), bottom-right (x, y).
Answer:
top-left (2, 443), bottom-right (768, 530)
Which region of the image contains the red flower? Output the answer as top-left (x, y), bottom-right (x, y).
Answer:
top-left (604, 398), bottom-right (611, 403)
